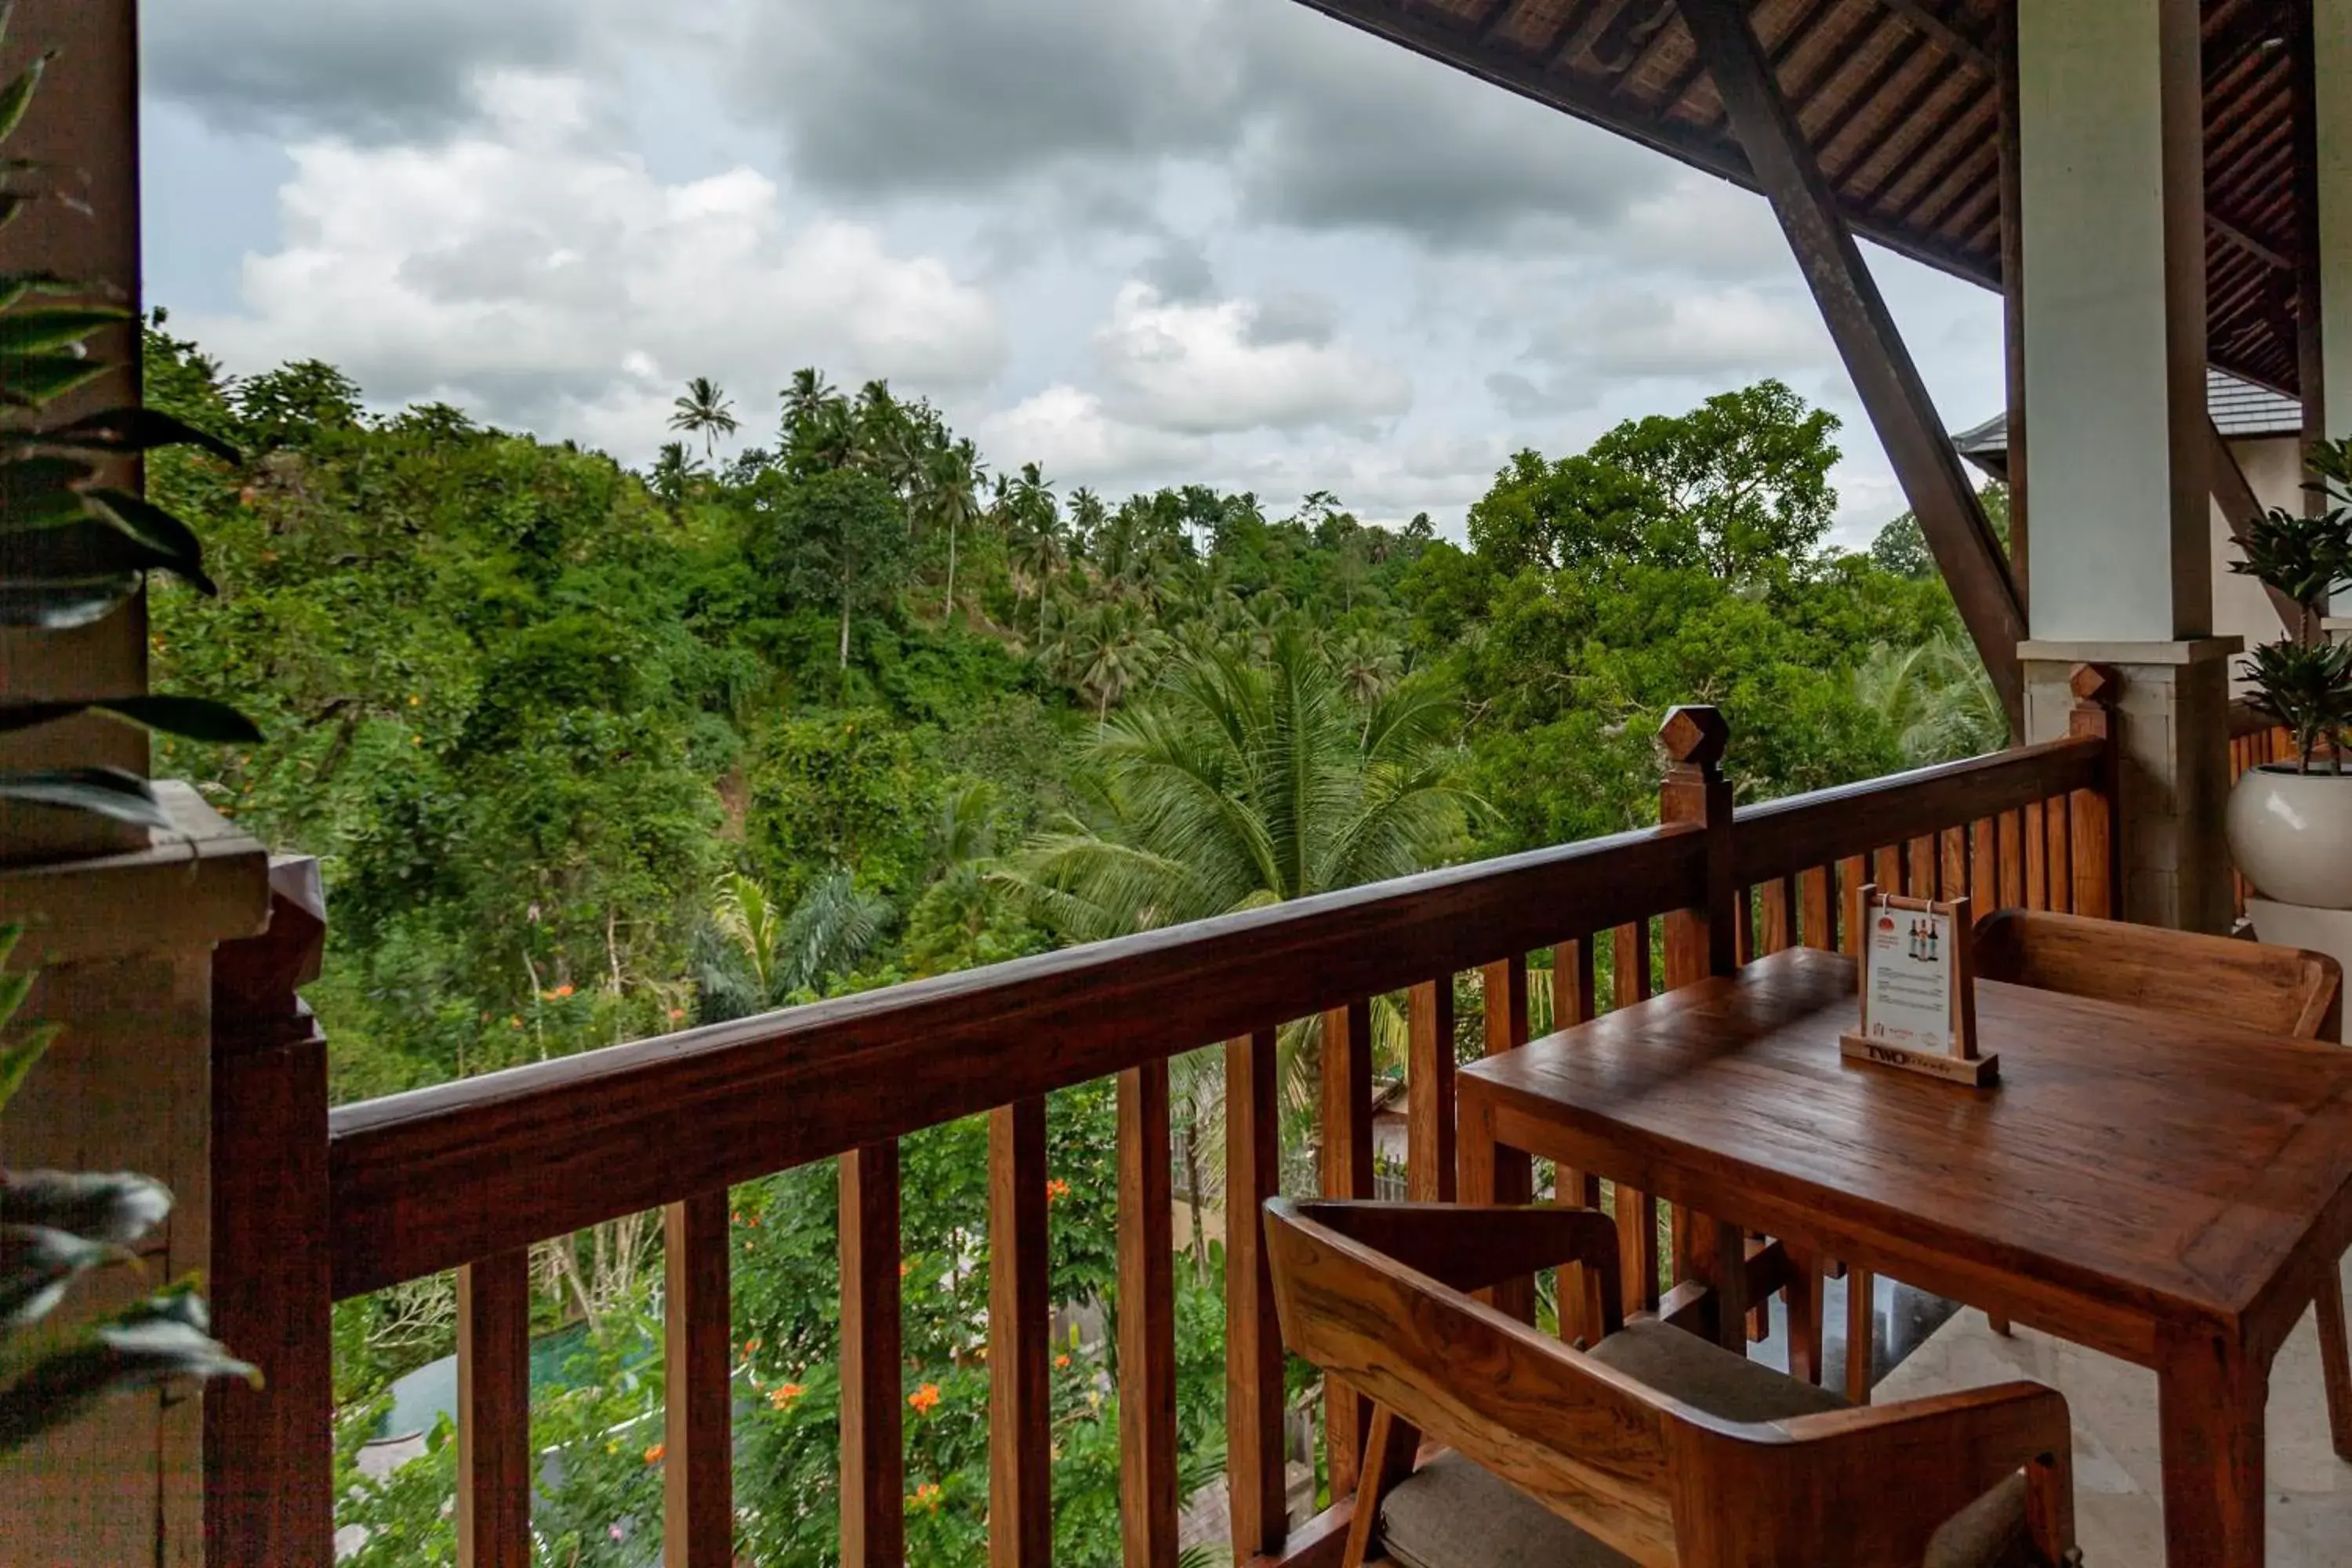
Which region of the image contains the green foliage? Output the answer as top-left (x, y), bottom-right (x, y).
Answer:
top-left (2230, 436), bottom-right (2352, 772)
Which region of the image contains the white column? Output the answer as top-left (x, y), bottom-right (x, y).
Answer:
top-left (2320, 0), bottom-right (2352, 439)
top-left (2018, 0), bottom-right (2209, 642)
top-left (2016, 0), bottom-right (2234, 930)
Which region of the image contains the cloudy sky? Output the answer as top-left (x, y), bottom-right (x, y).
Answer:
top-left (140, 0), bottom-right (2006, 545)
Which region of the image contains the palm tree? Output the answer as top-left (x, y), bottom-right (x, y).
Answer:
top-left (1003, 628), bottom-right (1476, 1116)
top-left (1054, 595), bottom-right (1170, 722)
top-left (696, 869), bottom-right (892, 1023)
top-left (918, 439), bottom-right (987, 621)
top-left (669, 377), bottom-right (739, 462)
top-left (1328, 628), bottom-right (1404, 706)
top-left (1856, 630), bottom-right (2007, 765)
top-left (648, 441), bottom-right (702, 520)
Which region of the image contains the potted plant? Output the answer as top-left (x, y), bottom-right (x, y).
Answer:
top-left (2223, 438), bottom-right (2352, 908)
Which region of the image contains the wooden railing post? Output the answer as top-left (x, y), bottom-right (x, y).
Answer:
top-left (1116, 1062), bottom-right (1178, 1568)
top-left (840, 1143), bottom-right (905, 1567)
top-left (2068, 664), bottom-right (2122, 920)
top-left (1316, 1000), bottom-right (1374, 1497)
top-left (1657, 707), bottom-right (1745, 1350)
top-left (664, 1189), bottom-right (734, 1566)
top-left (457, 1249), bottom-right (533, 1568)
top-left (988, 1098), bottom-right (1053, 1568)
top-left (205, 858), bottom-right (334, 1568)
top-left (1225, 1029), bottom-right (1287, 1563)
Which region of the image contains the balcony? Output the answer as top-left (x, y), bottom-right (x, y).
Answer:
top-left (190, 681), bottom-right (2200, 1565)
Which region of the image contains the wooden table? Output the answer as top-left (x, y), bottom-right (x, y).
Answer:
top-left (1457, 946), bottom-right (2352, 1568)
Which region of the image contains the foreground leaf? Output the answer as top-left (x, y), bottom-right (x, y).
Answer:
top-left (0, 572), bottom-right (136, 629)
top-left (38, 406), bottom-right (240, 465)
top-left (83, 491), bottom-right (213, 593)
top-left (0, 1223), bottom-right (118, 1327)
top-left (0, 514), bottom-right (209, 593)
top-left (0, 454), bottom-right (97, 530)
top-left (0, 766), bottom-right (170, 830)
top-left (0, 1310), bottom-right (258, 1454)
top-left (0, 55), bottom-right (46, 150)
top-left (0, 695), bottom-right (260, 743)
top-left (0, 1171), bottom-right (172, 1247)
top-left (0, 306), bottom-right (129, 358)
top-left (0, 350), bottom-right (104, 408)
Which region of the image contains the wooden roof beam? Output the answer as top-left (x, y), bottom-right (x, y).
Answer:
top-left (2209, 417), bottom-right (2308, 638)
top-left (1878, 0), bottom-right (1992, 74)
top-left (1679, 0), bottom-right (2025, 734)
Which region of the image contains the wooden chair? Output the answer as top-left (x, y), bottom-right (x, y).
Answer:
top-left (1963, 907), bottom-right (2352, 1458)
top-left (1265, 1199), bottom-right (2078, 1568)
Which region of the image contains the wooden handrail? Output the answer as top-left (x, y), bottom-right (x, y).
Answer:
top-left (212, 676), bottom-right (2129, 1568)
top-left (326, 822), bottom-right (1705, 1295)
top-left (1730, 734), bottom-right (2105, 887)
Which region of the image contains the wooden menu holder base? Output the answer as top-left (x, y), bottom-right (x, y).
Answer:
top-left (1838, 1033), bottom-right (2000, 1087)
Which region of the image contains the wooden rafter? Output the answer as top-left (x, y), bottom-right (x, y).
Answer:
top-left (2207, 418), bottom-right (2307, 637)
top-left (1679, 0), bottom-right (2025, 732)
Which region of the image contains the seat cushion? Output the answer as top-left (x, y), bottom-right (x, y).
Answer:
top-left (1376, 1319), bottom-right (2035, 1568)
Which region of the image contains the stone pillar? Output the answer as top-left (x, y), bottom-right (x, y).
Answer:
top-left (0, 788), bottom-right (270, 1566)
top-left (2016, 0), bottom-right (2230, 929)
top-left (2020, 639), bottom-right (2239, 932)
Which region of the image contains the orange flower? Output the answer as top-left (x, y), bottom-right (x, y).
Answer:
top-left (669, 1007), bottom-right (687, 1023)
top-left (744, 1338), bottom-right (761, 1353)
top-left (908, 1383), bottom-right (942, 1416)
top-left (1054, 1353), bottom-right (1071, 1369)
top-left (898, 1260), bottom-right (912, 1278)
top-left (768, 1381), bottom-right (806, 1410)
top-left (1044, 1178), bottom-right (1071, 1204)
top-left (909, 1481), bottom-right (942, 1512)
top-left (644, 1443), bottom-right (666, 1465)
top-left (555, 984), bottom-right (575, 998)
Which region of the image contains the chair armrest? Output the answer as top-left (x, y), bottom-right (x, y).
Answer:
top-left (1283, 1201), bottom-right (1621, 1304)
top-left (1771, 1381), bottom-right (2073, 1564)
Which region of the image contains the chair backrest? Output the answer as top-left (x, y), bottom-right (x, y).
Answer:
top-left (1262, 1199), bottom-right (2072, 1568)
top-left (1973, 908), bottom-right (2342, 1043)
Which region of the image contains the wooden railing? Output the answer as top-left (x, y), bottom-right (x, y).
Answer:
top-left (201, 671), bottom-right (2122, 1568)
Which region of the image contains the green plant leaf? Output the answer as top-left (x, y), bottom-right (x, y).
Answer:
top-left (40, 406), bottom-right (240, 465)
top-left (0, 514), bottom-right (212, 593)
top-left (0, 305), bottom-right (129, 357)
top-left (0, 1171), bottom-right (172, 1247)
top-left (0, 1224), bottom-right (119, 1328)
top-left (0, 455), bottom-right (93, 530)
top-left (0, 1308), bottom-right (258, 1454)
top-left (82, 490), bottom-right (213, 592)
top-left (0, 1022), bottom-right (56, 1114)
top-left (94, 695), bottom-right (263, 743)
top-left (0, 350), bottom-right (104, 408)
top-left (0, 767), bottom-right (171, 830)
top-left (0, 572), bottom-right (136, 629)
top-left (0, 55), bottom-right (49, 148)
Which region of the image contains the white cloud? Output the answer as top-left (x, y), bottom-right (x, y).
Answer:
top-left (975, 384), bottom-right (1207, 481)
top-left (1092, 281), bottom-right (1412, 436)
top-left (187, 72), bottom-right (1007, 462)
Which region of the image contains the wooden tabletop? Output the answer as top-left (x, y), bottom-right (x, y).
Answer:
top-left (1460, 946), bottom-right (2352, 1361)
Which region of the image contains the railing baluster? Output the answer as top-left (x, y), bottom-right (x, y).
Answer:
top-left (457, 1250), bottom-right (532, 1568)
top-left (1837, 856), bottom-right (1867, 954)
top-left (1552, 936), bottom-right (1597, 1029)
top-left (1611, 920), bottom-right (1651, 1007)
top-left (664, 1192), bottom-right (733, 1567)
top-left (1999, 810), bottom-right (2027, 907)
top-left (2045, 795), bottom-right (2072, 913)
top-left (1472, 956), bottom-right (1535, 1322)
top-left (1226, 1029), bottom-right (1287, 1561)
top-left (1117, 1063), bottom-right (1179, 1568)
top-left (1734, 887), bottom-right (1756, 964)
top-left (1314, 1000), bottom-right (1374, 1498)
top-left (1940, 826), bottom-right (1968, 905)
top-left (989, 1098), bottom-right (1052, 1567)
top-left (1760, 874), bottom-right (1795, 956)
top-left (1970, 816), bottom-right (1999, 912)
top-left (2023, 800), bottom-right (2048, 909)
top-left (1872, 843), bottom-right (1904, 899)
top-left (1799, 865), bottom-right (1835, 951)
top-left (1406, 982), bottom-right (1457, 1201)
top-left (840, 1144), bottom-right (904, 1568)
top-left (1907, 834), bottom-right (1937, 898)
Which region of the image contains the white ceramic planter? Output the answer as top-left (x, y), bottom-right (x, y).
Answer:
top-left (2225, 764), bottom-right (2352, 909)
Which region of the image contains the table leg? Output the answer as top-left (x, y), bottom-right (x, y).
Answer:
top-left (2157, 1329), bottom-right (2267, 1568)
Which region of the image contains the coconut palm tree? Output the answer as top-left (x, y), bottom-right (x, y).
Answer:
top-left (1328, 627), bottom-right (1404, 706)
top-left (1856, 629), bottom-right (2007, 765)
top-left (696, 869), bottom-right (892, 1023)
top-left (1053, 595), bottom-right (1170, 722)
top-left (918, 439), bottom-right (987, 621)
top-left (648, 441), bottom-right (702, 520)
top-left (1004, 628), bottom-right (1476, 1119)
top-left (669, 377), bottom-right (739, 462)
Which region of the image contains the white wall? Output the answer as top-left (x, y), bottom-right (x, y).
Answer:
top-left (2212, 435), bottom-right (2303, 691)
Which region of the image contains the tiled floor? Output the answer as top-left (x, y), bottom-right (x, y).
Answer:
top-left (1871, 1250), bottom-right (2352, 1565)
